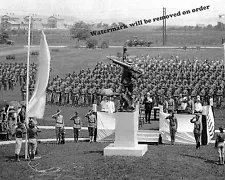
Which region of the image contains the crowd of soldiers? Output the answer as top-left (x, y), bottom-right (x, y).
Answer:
top-left (0, 62), bottom-right (37, 99)
top-left (0, 54), bottom-right (225, 110)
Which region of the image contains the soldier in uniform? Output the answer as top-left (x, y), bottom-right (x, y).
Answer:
top-left (216, 86), bottom-right (223, 108)
top-left (190, 114), bottom-right (202, 149)
top-left (199, 87), bottom-right (206, 105)
top-left (166, 112), bottom-right (178, 145)
top-left (70, 111), bottom-right (82, 142)
top-left (64, 85), bottom-right (70, 105)
top-left (21, 83), bottom-right (26, 101)
top-left (85, 109), bottom-right (97, 143)
top-left (29, 82), bottom-right (35, 97)
top-left (52, 109), bottom-right (64, 144)
top-left (167, 95), bottom-right (175, 113)
top-left (55, 85), bottom-right (61, 105)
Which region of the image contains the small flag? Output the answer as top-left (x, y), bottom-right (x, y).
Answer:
top-left (27, 31), bottom-right (51, 119)
top-left (207, 106), bottom-right (215, 140)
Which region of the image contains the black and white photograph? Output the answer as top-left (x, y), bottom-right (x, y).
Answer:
top-left (0, 0), bottom-right (225, 179)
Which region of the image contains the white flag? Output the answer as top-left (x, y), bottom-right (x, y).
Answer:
top-left (27, 31), bottom-right (51, 118)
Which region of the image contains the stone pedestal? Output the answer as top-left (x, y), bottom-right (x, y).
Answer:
top-left (104, 107), bottom-right (148, 156)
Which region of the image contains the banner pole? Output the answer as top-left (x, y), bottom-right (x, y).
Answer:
top-left (25, 15), bottom-right (31, 160)
top-left (223, 43), bottom-right (225, 71)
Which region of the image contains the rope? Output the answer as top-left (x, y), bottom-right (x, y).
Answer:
top-left (28, 161), bottom-right (61, 174)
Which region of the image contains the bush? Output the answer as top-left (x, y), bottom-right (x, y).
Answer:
top-left (100, 41), bottom-right (109, 49)
top-left (86, 38), bottom-right (98, 49)
top-left (6, 55), bottom-right (15, 60)
top-left (31, 51), bottom-right (39, 55)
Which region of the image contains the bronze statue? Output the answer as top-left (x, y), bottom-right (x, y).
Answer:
top-left (107, 54), bottom-right (143, 112)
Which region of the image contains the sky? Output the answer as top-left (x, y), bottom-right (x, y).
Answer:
top-left (0, 0), bottom-right (224, 25)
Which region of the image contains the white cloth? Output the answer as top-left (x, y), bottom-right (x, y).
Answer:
top-left (101, 100), bottom-right (108, 112)
top-left (194, 102), bottom-right (203, 112)
top-left (27, 31), bottom-right (51, 119)
top-left (106, 101), bottom-right (115, 113)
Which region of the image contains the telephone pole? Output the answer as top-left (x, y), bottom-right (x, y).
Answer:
top-left (163, 7), bottom-right (167, 46)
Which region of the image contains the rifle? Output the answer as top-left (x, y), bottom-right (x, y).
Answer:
top-left (106, 57), bottom-right (143, 75)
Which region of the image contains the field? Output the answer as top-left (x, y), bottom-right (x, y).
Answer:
top-left (6, 27), bottom-right (225, 47)
top-left (0, 29), bottom-right (225, 179)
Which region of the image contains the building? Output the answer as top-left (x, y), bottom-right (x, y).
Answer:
top-left (1, 14), bottom-right (20, 30)
top-left (47, 16), bottom-right (57, 28)
top-left (24, 16), bottom-right (43, 30)
top-left (1, 14), bottom-right (77, 30)
top-left (47, 15), bottom-right (65, 29)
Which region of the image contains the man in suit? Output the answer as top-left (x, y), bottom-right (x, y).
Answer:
top-left (143, 92), bottom-right (154, 124)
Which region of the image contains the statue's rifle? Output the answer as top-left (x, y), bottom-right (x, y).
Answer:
top-left (106, 57), bottom-right (142, 75)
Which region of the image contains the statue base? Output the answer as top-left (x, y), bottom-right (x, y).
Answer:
top-left (104, 106), bottom-right (148, 157)
top-left (104, 144), bottom-right (148, 156)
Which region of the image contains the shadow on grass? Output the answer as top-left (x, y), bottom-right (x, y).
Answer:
top-left (180, 154), bottom-right (218, 165)
top-left (83, 150), bottom-right (104, 155)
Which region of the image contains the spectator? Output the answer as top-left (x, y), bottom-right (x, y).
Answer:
top-left (106, 96), bottom-right (115, 113)
top-left (194, 99), bottom-right (203, 114)
top-left (143, 92), bottom-right (154, 124)
top-left (165, 112), bottom-right (178, 145)
top-left (215, 126), bottom-right (225, 165)
top-left (70, 111), bottom-right (82, 142)
top-left (100, 96), bottom-right (108, 112)
top-left (52, 109), bottom-right (64, 144)
top-left (13, 122), bottom-right (26, 162)
top-left (85, 109), bottom-right (97, 143)
top-left (190, 114), bottom-right (202, 149)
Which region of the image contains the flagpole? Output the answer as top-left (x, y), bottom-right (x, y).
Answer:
top-left (25, 15), bottom-right (32, 160)
top-left (223, 42), bottom-right (225, 71)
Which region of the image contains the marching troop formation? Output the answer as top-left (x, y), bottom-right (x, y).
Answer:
top-left (0, 54), bottom-right (225, 112)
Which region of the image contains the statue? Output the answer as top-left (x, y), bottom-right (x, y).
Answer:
top-left (107, 52), bottom-right (143, 112)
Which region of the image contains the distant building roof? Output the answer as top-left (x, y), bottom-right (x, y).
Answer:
top-left (196, 24), bottom-right (205, 27)
top-left (7, 21), bottom-right (20, 25)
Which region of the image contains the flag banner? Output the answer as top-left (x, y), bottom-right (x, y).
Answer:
top-left (27, 31), bottom-right (51, 119)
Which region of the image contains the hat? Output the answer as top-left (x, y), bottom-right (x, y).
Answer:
top-left (56, 109), bottom-right (61, 113)
top-left (219, 126), bottom-right (224, 131)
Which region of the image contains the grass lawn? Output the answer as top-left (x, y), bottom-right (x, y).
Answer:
top-left (0, 142), bottom-right (225, 180)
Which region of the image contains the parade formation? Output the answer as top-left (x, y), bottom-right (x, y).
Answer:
top-left (0, 54), bottom-right (224, 111)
